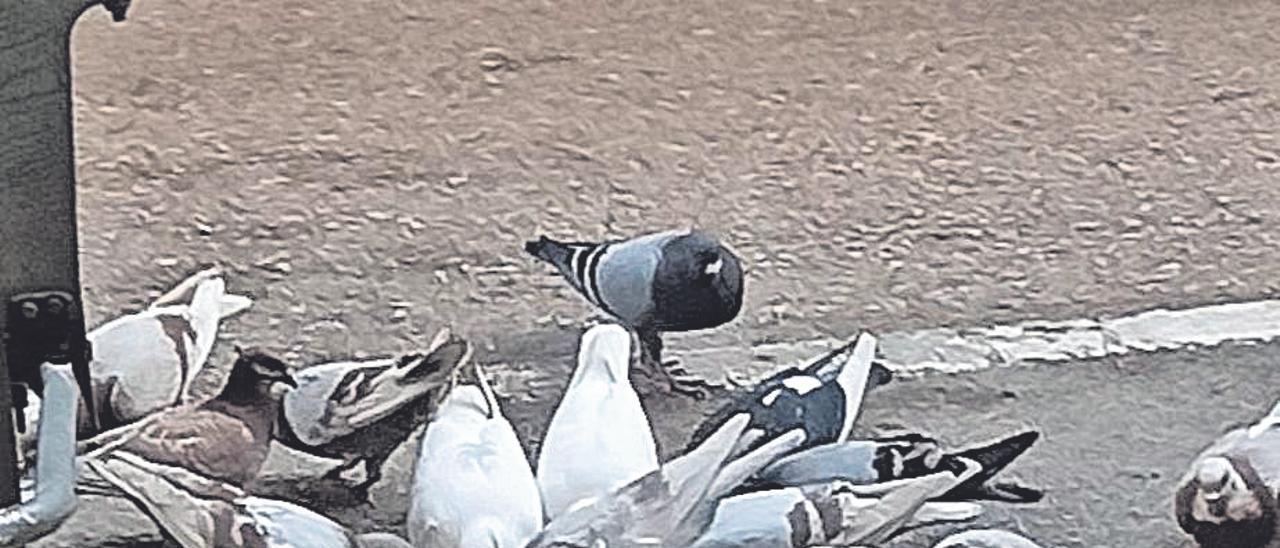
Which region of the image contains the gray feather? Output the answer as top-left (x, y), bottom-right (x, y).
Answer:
top-left (594, 233), bottom-right (671, 323)
top-left (755, 441), bottom-right (881, 486)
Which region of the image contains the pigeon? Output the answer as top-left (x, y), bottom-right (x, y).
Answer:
top-left (79, 449), bottom-right (408, 548)
top-left (748, 430), bottom-right (1044, 503)
top-left (356, 533), bottom-right (415, 548)
top-left (275, 328), bottom-right (470, 493)
top-left (694, 459), bottom-right (984, 547)
top-left (687, 333), bottom-right (889, 454)
top-left (236, 497), bottom-right (413, 548)
top-left (82, 268), bottom-right (252, 433)
top-left (112, 347), bottom-right (296, 487)
top-left (529, 413), bottom-right (806, 548)
top-left (933, 529), bottom-right (1046, 548)
top-left (1176, 400), bottom-right (1280, 548)
top-left (537, 323), bottom-right (659, 520)
top-left (1, 363), bottom-right (79, 548)
top-left (408, 363), bottom-right (542, 548)
top-left (525, 229), bottom-right (744, 394)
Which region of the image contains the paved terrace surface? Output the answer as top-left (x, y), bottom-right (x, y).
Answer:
top-left (39, 0), bottom-right (1280, 545)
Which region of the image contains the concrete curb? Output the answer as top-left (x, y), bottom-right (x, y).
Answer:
top-left (669, 299), bottom-right (1280, 384)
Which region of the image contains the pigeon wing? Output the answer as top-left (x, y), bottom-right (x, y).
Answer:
top-left (121, 407), bottom-right (261, 485)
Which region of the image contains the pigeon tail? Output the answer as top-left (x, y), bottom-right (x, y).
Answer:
top-left (524, 236), bottom-right (572, 268)
top-left (937, 430), bottom-right (1041, 502)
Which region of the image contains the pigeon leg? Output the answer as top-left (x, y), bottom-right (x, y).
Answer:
top-left (635, 328), bottom-right (712, 400)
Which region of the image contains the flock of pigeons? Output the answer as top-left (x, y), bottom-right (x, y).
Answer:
top-left (12, 229), bottom-right (1280, 547)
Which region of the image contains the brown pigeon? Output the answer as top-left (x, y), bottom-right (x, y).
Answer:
top-left (1176, 401), bottom-right (1280, 548)
top-left (116, 347), bottom-right (296, 487)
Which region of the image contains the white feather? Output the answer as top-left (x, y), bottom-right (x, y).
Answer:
top-left (409, 374), bottom-right (542, 548)
top-left (240, 497), bottom-right (356, 548)
top-left (779, 376), bottom-right (823, 395)
top-left (536, 324), bottom-right (659, 520)
top-left (933, 528), bottom-right (1044, 548)
top-left (835, 333), bottom-right (878, 443)
top-left (85, 274), bottom-right (237, 426)
top-left (219, 294), bottom-right (255, 319)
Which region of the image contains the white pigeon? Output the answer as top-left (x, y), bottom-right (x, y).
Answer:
top-left (408, 364), bottom-right (543, 548)
top-left (536, 323), bottom-right (659, 520)
top-left (530, 414), bottom-right (807, 548)
top-left (19, 269), bottom-right (252, 441)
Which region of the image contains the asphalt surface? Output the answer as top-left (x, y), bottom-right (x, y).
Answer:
top-left (41, 0), bottom-right (1280, 545)
top-left (854, 340), bottom-right (1280, 547)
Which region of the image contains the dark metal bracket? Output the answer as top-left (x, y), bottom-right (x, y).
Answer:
top-left (4, 292), bottom-right (94, 432)
top-left (0, 0), bottom-right (132, 509)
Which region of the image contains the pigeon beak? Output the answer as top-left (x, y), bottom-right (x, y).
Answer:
top-left (277, 373), bottom-right (299, 389)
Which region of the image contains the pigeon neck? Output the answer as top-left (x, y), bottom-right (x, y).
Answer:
top-left (572, 356), bottom-right (626, 386)
top-left (217, 369), bottom-right (276, 404)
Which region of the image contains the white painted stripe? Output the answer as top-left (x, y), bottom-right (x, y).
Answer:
top-left (668, 299), bottom-right (1280, 382)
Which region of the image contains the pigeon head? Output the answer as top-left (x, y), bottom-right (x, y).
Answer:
top-left (650, 231), bottom-right (744, 331)
top-left (223, 346), bottom-right (297, 401)
top-left (680, 233), bottom-right (743, 291)
top-left (571, 324), bottom-right (633, 386)
top-left (1191, 457), bottom-right (1263, 522)
top-left (1178, 454), bottom-right (1277, 548)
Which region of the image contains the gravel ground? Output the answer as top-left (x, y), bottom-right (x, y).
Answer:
top-left (69, 0), bottom-right (1280, 358)
top-left (45, 0), bottom-right (1280, 545)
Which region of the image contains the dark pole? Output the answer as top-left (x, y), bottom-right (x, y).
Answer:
top-left (0, 0), bottom-right (128, 505)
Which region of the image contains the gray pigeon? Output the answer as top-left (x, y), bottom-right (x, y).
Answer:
top-left (695, 459), bottom-right (983, 547)
top-left (1176, 400), bottom-right (1280, 548)
top-left (748, 430), bottom-right (1043, 503)
top-left (933, 529), bottom-right (1045, 548)
top-left (275, 328), bottom-right (470, 495)
top-left (525, 229), bottom-right (744, 395)
top-left (80, 449), bottom-right (408, 548)
top-left (527, 414), bottom-right (804, 547)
